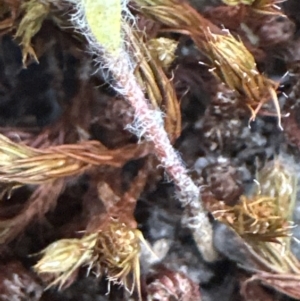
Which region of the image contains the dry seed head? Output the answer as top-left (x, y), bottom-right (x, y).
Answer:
top-left (95, 220), bottom-right (142, 296)
top-left (33, 234), bottom-right (98, 289)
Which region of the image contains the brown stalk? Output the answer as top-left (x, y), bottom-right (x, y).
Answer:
top-left (0, 178), bottom-right (65, 243)
top-left (107, 157), bottom-right (153, 227)
top-left (0, 0), bottom-right (20, 32)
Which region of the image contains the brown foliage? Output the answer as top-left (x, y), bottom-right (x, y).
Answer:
top-left (0, 179), bottom-right (65, 244)
top-left (0, 0), bottom-right (299, 300)
top-left (0, 0), bottom-right (21, 33)
top-left (135, 0), bottom-right (282, 126)
top-left (0, 133), bottom-right (152, 185)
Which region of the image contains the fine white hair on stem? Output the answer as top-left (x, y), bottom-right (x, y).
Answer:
top-left (111, 55), bottom-right (218, 261)
top-left (65, 0), bottom-right (218, 262)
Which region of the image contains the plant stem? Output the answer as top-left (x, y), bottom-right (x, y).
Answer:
top-left (109, 53), bottom-right (218, 262)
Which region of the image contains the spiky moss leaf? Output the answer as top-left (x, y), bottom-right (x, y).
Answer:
top-left (83, 0), bottom-right (122, 55)
top-left (15, 0), bottom-right (50, 64)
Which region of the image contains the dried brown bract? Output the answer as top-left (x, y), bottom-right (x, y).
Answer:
top-left (283, 107), bottom-right (300, 149)
top-left (250, 15), bottom-right (295, 47)
top-left (243, 272), bottom-right (300, 299)
top-left (240, 276), bottom-right (274, 301)
top-left (201, 86), bottom-right (246, 151)
top-left (206, 85), bottom-right (243, 118)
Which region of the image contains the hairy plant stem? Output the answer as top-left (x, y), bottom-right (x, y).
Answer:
top-left (108, 53), bottom-right (218, 262)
